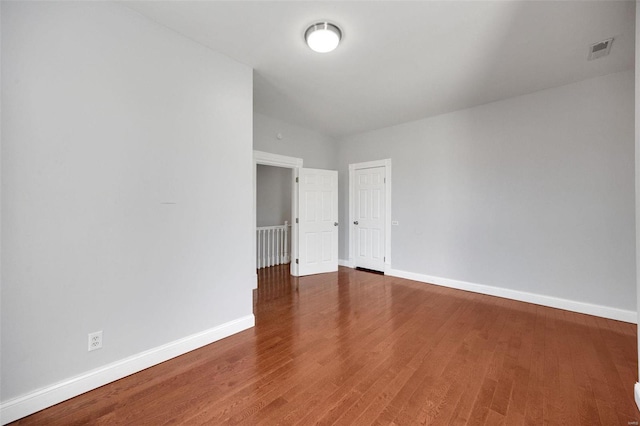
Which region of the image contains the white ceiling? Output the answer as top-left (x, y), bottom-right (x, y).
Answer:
top-left (124, 1), bottom-right (635, 137)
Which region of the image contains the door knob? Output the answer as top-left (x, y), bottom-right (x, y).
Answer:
top-left (353, 221), bottom-right (359, 225)
top-left (334, 222), bottom-right (339, 226)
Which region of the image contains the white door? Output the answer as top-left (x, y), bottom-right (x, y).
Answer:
top-left (354, 167), bottom-right (385, 271)
top-left (298, 168), bottom-right (339, 276)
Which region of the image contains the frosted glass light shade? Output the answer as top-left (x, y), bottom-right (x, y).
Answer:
top-left (305, 22), bottom-right (342, 53)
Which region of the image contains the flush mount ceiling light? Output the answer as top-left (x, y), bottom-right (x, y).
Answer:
top-left (305, 22), bottom-right (342, 53)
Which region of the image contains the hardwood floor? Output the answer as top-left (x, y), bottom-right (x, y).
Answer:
top-left (12, 265), bottom-right (639, 425)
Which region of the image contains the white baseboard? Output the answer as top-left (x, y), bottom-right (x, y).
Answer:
top-left (338, 259), bottom-right (353, 268)
top-left (0, 315), bottom-right (255, 425)
top-left (386, 268), bottom-right (637, 324)
top-left (635, 383), bottom-right (640, 413)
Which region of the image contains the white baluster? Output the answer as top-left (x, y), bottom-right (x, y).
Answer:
top-left (268, 228), bottom-right (272, 267)
top-left (279, 228), bottom-right (282, 264)
top-left (280, 227), bottom-right (284, 264)
top-left (257, 224), bottom-right (294, 268)
top-left (276, 228), bottom-right (281, 265)
top-left (274, 228), bottom-right (278, 265)
top-left (263, 228), bottom-right (267, 268)
top-left (265, 229), bottom-right (269, 267)
top-left (274, 228), bottom-right (278, 266)
top-left (273, 228), bottom-right (277, 266)
top-left (268, 229), bottom-right (273, 267)
top-left (259, 229), bottom-right (264, 269)
top-left (284, 221), bottom-right (289, 263)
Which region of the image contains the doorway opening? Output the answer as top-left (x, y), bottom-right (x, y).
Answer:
top-left (253, 151), bottom-right (303, 287)
top-left (256, 164), bottom-right (292, 270)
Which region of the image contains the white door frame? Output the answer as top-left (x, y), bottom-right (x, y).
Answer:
top-left (348, 159), bottom-right (392, 272)
top-left (253, 150), bottom-right (303, 285)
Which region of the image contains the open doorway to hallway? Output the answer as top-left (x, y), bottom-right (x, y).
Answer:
top-left (253, 150), bottom-right (303, 280)
top-left (253, 150), bottom-right (340, 281)
top-left (256, 164), bottom-right (293, 271)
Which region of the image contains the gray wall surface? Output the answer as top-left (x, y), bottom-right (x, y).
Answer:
top-left (254, 113), bottom-right (338, 170)
top-left (257, 165), bottom-right (292, 227)
top-left (338, 70), bottom-right (635, 311)
top-left (2, 1), bottom-right (254, 401)
top-left (635, 3), bottom-right (640, 376)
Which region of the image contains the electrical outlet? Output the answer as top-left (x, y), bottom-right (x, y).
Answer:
top-left (88, 331), bottom-right (103, 352)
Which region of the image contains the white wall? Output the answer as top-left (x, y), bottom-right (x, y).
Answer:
top-left (635, 0), bottom-right (640, 394)
top-left (256, 165), bottom-right (291, 227)
top-left (1, 0), bottom-right (254, 413)
top-left (338, 71), bottom-right (635, 314)
top-left (254, 112), bottom-right (338, 170)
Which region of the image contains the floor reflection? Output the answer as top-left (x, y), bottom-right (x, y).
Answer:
top-left (253, 263), bottom-right (297, 407)
top-left (254, 264), bottom-right (298, 309)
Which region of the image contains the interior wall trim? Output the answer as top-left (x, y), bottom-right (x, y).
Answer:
top-left (0, 315), bottom-right (255, 425)
top-left (385, 268), bottom-right (637, 323)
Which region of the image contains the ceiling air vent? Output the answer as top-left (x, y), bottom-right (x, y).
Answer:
top-left (588, 38), bottom-right (613, 60)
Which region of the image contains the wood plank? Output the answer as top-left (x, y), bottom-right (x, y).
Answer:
top-left (11, 265), bottom-right (639, 426)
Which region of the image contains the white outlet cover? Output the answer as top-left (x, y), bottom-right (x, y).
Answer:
top-left (88, 331), bottom-right (103, 351)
